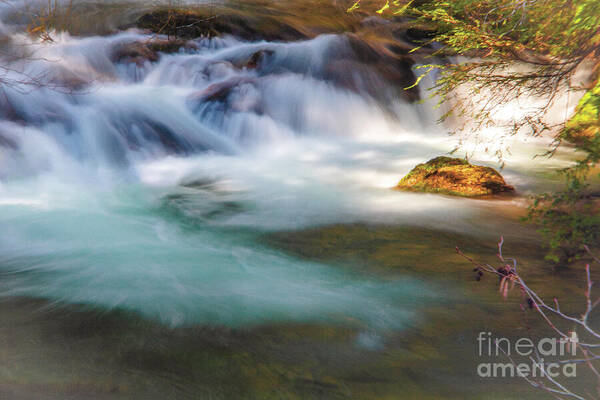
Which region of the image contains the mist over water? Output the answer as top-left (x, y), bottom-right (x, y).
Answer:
top-left (0, 7), bottom-right (571, 330)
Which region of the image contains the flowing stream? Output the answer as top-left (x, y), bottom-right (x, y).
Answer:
top-left (0, 0), bottom-right (574, 327)
top-left (0, 1), bottom-right (585, 398)
top-left (0, 26), bottom-right (463, 328)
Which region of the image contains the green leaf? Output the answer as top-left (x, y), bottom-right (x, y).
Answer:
top-left (346, 0), bottom-right (360, 13)
top-left (376, 0), bottom-right (390, 14)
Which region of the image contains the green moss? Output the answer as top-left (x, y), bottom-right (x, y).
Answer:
top-left (417, 156), bottom-right (468, 169)
top-left (563, 80), bottom-right (600, 142)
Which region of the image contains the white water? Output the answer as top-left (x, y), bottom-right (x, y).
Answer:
top-left (0, 12), bottom-right (574, 330)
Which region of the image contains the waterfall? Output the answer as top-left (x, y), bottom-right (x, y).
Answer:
top-left (0, 5), bottom-right (572, 329)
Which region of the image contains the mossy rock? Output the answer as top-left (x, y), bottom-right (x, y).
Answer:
top-left (395, 156), bottom-right (515, 197)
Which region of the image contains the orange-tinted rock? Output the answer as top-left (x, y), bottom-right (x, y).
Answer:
top-left (395, 156), bottom-right (514, 197)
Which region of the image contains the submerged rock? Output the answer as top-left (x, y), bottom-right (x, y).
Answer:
top-left (395, 156), bottom-right (515, 197)
top-left (133, 6), bottom-right (441, 103)
top-left (233, 50), bottom-right (274, 70)
top-left (111, 38), bottom-right (190, 64)
top-left (112, 41), bottom-right (159, 63)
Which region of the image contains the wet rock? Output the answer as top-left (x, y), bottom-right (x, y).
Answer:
top-left (325, 34), bottom-right (419, 101)
top-left (346, 34), bottom-right (382, 64)
top-left (147, 38), bottom-right (192, 54)
top-left (395, 156), bottom-right (515, 197)
top-left (111, 41), bottom-right (159, 64)
top-left (403, 25), bottom-right (438, 44)
top-left (188, 77), bottom-right (257, 104)
top-left (360, 16), bottom-right (392, 28)
top-left (136, 9), bottom-right (307, 41)
top-left (111, 39), bottom-right (190, 64)
top-left (133, 7), bottom-right (439, 103)
top-left (234, 50), bottom-right (274, 70)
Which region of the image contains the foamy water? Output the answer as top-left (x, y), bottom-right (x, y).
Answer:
top-left (0, 10), bottom-right (574, 329)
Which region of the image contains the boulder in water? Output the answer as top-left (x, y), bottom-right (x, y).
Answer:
top-left (395, 156), bottom-right (515, 197)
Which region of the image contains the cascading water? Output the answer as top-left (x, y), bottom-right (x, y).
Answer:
top-left (0, 4), bottom-right (573, 331)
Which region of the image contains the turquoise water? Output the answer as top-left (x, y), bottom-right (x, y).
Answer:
top-left (0, 27), bottom-right (458, 331)
top-left (0, 177), bottom-right (437, 329)
top-left (0, 0), bottom-right (572, 334)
